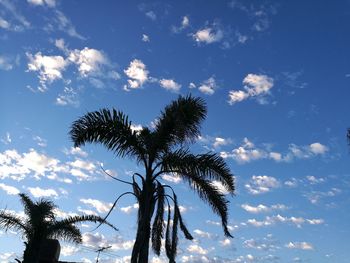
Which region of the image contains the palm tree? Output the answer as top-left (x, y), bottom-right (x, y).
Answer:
top-left (0, 193), bottom-right (117, 263)
top-left (69, 95), bottom-right (235, 263)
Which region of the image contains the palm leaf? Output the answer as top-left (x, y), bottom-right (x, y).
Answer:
top-left (151, 183), bottom-right (165, 255)
top-left (0, 211), bottom-right (28, 234)
top-left (69, 108), bottom-right (144, 160)
top-left (49, 223), bottom-right (82, 244)
top-left (161, 149), bottom-right (235, 194)
top-left (153, 95), bottom-right (207, 154)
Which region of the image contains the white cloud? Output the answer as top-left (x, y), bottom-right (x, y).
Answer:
top-left (228, 74), bottom-right (274, 105)
top-left (286, 242), bottom-right (313, 250)
top-left (306, 175), bottom-right (325, 184)
top-left (245, 175), bottom-right (280, 195)
top-left (1, 132), bottom-right (11, 144)
top-left (68, 47), bottom-right (109, 77)
top-left (26, 52), bottom-right (68, 91)
top-left (198, 77), bottom-right (217, 95)
top-left (187, 244), bottom-right (208, 255)
top-left (27, 0), bottom-right (56, 7)
top-left (0, 17), bottom-right (10, 29)
top-left (220, 238), bottom-right (231, 247)
top-left (221, 138), bottom-right (329, 164)
top-left (243, 234), bottom-right (278, 251)
top-left (241, 203), bottom-right (287, 213)
top-left (60, 245), bottom-right (79, 256)
top-left (120, 203), bottom-right (139, 214)
top-left (247, 214), bottom-right (324, 228)
top-left (213, 137), bottom-right (231, 148)
top-left (161, 173), bottom-right (182, 184)
top-left (80, 198), bottom-right (112, 213)
top-left (142, 34), bottom-right (150, 42)
top-left (55, 87), bottom-right (79, 107)
top-left (0, 0), bottom-right (30, 31)
top-left (33, 135), bottom-right (47, 147)
top-left (28, 187), bottom-right (58, 198)
top-left (309, 142), bottom-right (328, 154)
top-left (82, 232), bottom-right (134, 251)
top-left (193, 27), bottom-right (223, 44)
top-left (145, 11), bottom-right (156, 21)
top-left (159, 79), bottom-right (181, 92)
top-left (182, 16), bottom-right (189, 28)
top-left (193, 229), bottom-right (212, 239)
top-left (63, 147), bottom-right (88, 158)
top-left (124, 59), bottom-right (149, 90)
top-left (0, 183), bottom-right (20, 195)
top-left (189, 82), bottom-right (196, 89)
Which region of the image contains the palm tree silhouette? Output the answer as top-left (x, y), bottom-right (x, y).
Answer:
top-left (69, 95), bottom-right (235, 262)
top-left (0, 193), bottom-right (117, 263)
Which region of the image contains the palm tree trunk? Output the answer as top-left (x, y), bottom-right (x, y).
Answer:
top-left (23, 241), bottom-right (40, 263)
top-left (131, 180), bottom-right (155, 263)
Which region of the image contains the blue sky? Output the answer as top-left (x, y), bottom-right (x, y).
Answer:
top-left (0, 0), bottom-right (350, 262)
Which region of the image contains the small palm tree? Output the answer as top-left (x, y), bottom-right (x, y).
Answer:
top-left (70, 95), bottom-right (235, 262)
top-left (0, 193), bottom-right (117, 263)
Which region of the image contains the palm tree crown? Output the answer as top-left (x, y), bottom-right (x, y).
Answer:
top-left (70, 95), bottom-right (235, 262)
top-left (0, 193), bottom-right (117, 263)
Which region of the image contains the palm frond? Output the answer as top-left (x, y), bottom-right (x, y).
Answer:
top-left (164, 199), bottom-right (172, 259)
top-left (161, 149), bottom-right (235, 194)
top-left (69, 108), bottom-right (144, 160)
top-left (174, 194), bottom-right (193, 240)
top-left (153, 95), bottom-right (207, 154)
top-left (49, 223), bottom-right (82, 244)
top-left (0, 210), bottom-right (28, 235)
top-left (52, 215), bottom-right (118, 233)
top-left (151, 183), bottom-right (165, 255)
top-left (161, 159), bottom-right (233, 237)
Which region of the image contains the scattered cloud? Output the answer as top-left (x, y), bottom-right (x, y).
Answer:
top-left (198, 77), bottom-right (217, 95)
top-left (211, 180), bottom-right (230, 195)
top-left (120, 203), bottom-right (139, 214)
top-left (80, 198), bottom-right (112, 213)
top-left (54, 10), bottom-right (85, 39)
top-left (63, 147), bottom-right (88, 158)
top-left (220, 137), bottom-right (329, 164)
top-left (145, 11), bottom-right (157, 21)
top-left (26, 52), bottom-right (68, 92)
top-left (172, 15), bottom-right (190, 33)
top-left (245, 175), bottom-right (280, 195)
top-left (27, 186), bottom-right (58, 198)
top-left (243, 234), bottom-right (278, 251)
top-left (228, 74), bottom-right (274, 105)
top-left (187, 244), bottom-right (208, 255)
top-left (142, 34), bottom-right (150, 42)
top-left (0, 183), bottom-right (20, 195)
top-left (241, 203), bottom-right (288, 214)
top-left (124, 59), bottom-right (149, 90)
top-left (55, 86), bottom-right (80, 107)
top-left (161, 173), bottom-right (182, 184)
top-left (193, 229), bottom-right (213, 239)
top-left (68, 47), bottom-right (109, 77)
top-left (285, 242), bottom-right (313, 250)
top-left (193, 26), bottom-right (223, 44)
top-left (247, 214), bottom-right (324, 228)
top-left (159, 78), bottom-right (181, 92)
top-left (0, 0), bottom-right (30, 31)
top-left (27, 0), bottom-right (56, 8)
top-left (1, 132), bottom-right (11, 145)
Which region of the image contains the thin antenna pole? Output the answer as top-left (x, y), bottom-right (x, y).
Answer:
top-left (95, 245), bottom-right (112, 263)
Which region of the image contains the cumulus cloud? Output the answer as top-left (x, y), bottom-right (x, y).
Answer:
top-left (159, 78), bottom-right (181, 92)
top-left (80, 198), bottom-right (112, 213)
top-left (120, 203), bottom-right (139, 214)
top-left (285, 242), bottom-right (313, 250)
top-left (228, 74), bottom-right (274, 105)
top-left (142, 34), bottom-right (150, 42)
top-left (198, 77), bottom-right (217, 95)
top-left (26, 52), bottom-right (68, 91)
top-left (68, 48), bottom-right (109, 77)
top-left (28, 186), bottom-right (58, 198)
top-left (220, 138), bottom-right (329, 164)
top-left (187, 244), bottom-right (208, 255)
top-left (0, 183), bottom-right (20, 195)
top-left (193, 27), bottom-right (223, 44)
top-left (247, 214), bottom-right (324, 228)
top-left (124, 59), bottom-right (149, 90)
top-left (245, 175), bottom-right (280, 195)
top-left (241, 203), bottom-right (287, 214)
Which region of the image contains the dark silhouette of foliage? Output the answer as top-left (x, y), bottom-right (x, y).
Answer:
top-left (0, 193), bottom-right (117, 263)
top-left (70, 95), bottom-right (235, 263)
